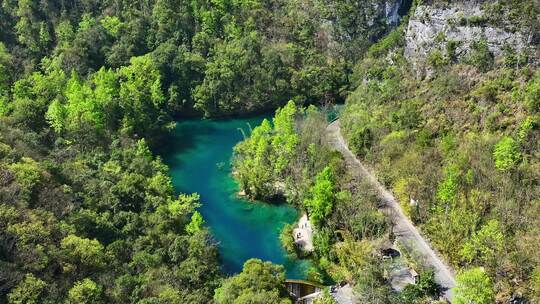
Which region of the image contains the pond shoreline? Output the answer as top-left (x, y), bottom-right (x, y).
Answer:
top-left (161, 116), bottom-right (311, 278)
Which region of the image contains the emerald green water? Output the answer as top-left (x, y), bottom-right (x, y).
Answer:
top-left (162, 116), bottom-right (310, 278)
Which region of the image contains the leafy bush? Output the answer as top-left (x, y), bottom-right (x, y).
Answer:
top-left (493, 136), bottom-right (521, 171)
top-left (279, 223), bottom-right (296, 256)
top-left (525, 71), bottom-right (540, 112)
top-left (453, 268), bottom-right (494, 304)
top-left (465, 40), bottom-right (494, 72)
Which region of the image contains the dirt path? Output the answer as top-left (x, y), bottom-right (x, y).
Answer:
top-left (326, 120), bottom-right (456, 302)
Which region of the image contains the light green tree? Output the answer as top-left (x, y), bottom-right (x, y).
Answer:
top-left (45, 99), bottom-right (67, 133)
top-left (436, 163), bottom-right (461, 204)
top-left (493, 136), bottom-right (521, 171)
top-left (525, 71), bottom-right (540, 112)
top-left (8, 157), bottom-right (42, 200)
top-left (64, 72), bottom-right (105, 133)
top-left (271, 100), bottom-right (298, 175)
top-left (214, 259), bottom-right (291, 304)
top-left (7, 274), bottom-right (47, 304)
top-left (453, 268), bottom-right (494, 304)
top-left (233, 118), bottom-right (274, 199)
top-left (100, 16), bottom-right (124, 38)
top-left (0, 42), bottom-right (11, 116)
top-left (60, 235), bottom-right (106, 271)
top-left (186, 211), bottom-right (205, 234)
top-left (304, 166), bottom-right (335, 227)
top-left (119, 54), bottom-right (166, 136)
top-left (460, 220), bottom-right (504, 265)
top-left (67, 278), bottom-right (103, 304)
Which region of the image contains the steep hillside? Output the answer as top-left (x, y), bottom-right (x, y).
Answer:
top-left (0, 1), bottom-right (416, 303)
top-left (341, 0), bottom-right (540, 302)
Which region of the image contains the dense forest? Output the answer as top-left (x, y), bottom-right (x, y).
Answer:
top-left (232, 0), bottom-right (540, 303)
top-left (0, 0), bottom-right (402, 303)
top-left (1, 0), bottom-right (539, 303)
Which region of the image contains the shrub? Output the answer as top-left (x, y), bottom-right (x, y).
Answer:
top-left (428, 49), bottom-right (448, 68)
top-left (466, 40), bottom-right (493, 72)
top-left (525, 71), bottom-right (540, 112)
top-left (493, 136), bottom-right (521, 171)
top-left (279, 224), bottom-right (296, 256)
top-left (453, 268), bottom-right (494, 304)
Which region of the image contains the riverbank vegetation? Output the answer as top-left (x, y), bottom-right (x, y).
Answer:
top-left (0, 0), bottom-right (404, 302)
top-left (214, 259), bottom-right (292, 304)
top-left (232, 1), bottom-right (540, 303)
top-left (233, 102), bottom-right (444, 303)
top-left (2, 0), bottom-right (538, 302)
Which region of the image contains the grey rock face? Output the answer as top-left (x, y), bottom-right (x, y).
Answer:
top-left (405, 1), bottom-right (538, 72)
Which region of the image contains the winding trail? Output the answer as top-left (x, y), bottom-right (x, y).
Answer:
top-left (326, 120), bottom-right (456, 302)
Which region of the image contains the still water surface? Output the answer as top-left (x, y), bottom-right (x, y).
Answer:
top-left (162, 116), bottom-right (310, 278)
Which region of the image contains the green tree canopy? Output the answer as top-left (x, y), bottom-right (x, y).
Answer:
top-left (67, 278), bottom-right (103, 304)
top-left (460, 220), bottom-right (505, 266)
top-left (119, 54), bottom-right (168, 137)
top-left (493, 136), bottom-right (521, 171)
top-left (186, 211), bottom-right (205, 234)
top-left (304, 166), bottom-right (336, 227)
top-left (214, 259), bottom-right (291, 304)
top-left (453, 267), bottom-right (494, 304)
top-left (60, 235), bottom-right (107, 272)
top-left (7, 274), bottom-right (47, 304)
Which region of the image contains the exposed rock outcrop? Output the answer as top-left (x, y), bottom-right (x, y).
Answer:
top-left (405, 0), bottom-right (539, 73)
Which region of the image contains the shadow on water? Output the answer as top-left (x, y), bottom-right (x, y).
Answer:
top-left (156, 121), bottom-right (216, 168)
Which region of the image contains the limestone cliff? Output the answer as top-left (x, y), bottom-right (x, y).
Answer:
top-left (405, 0), bottom-right (539, 73)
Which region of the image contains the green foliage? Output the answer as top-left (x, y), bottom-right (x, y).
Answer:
top-left (493, 136), bottom-right (521, 171)
top-left (327, 238), bottom-right (374, 283)
top-left (271, 101), bottom-right (299, 175)
top-left (100, 16), bottom-right (123, 38)
top-left (460, 220), bottom-right (504, 265)
top-left (279, 223), bottom-right (296, 256)
top-left (428, 49), bottom-right (448, 68)
top-left (517, 116), bottom-right (535, 141)
top-left (119, 55), bottom-right (168, 136)
top-left (65, 72), bottom-right (106, 133)
top-left (67, 278), bottom-right (103, 304)
top-left (338, 3), bottom-right (540, 302)
top-left (342, 105), bottom-right (373, 156)
top-left (436, 163), bottom-right (461, 204)
top-left (45, 100), bottom-right (67, 133)
top-left (8, 157), bottom-right (42, 200)
top-left (7, 274), bottom-right (47, 304)
top-left (186, 211), bottom-right (205, 234)
top-left (313, 289), bottom-right (335, 304)
top-left (400, 271), bottom-right (439, 304)
top-left (233, 101), bottom-right (301, 200)
top-left (60, 234), bottom-right (107, 272)
top-left (453, 268), bottom-right (494, 304)
top-left (525, 71), bottom-right (540, 112)
top-left (304, 167), bottom-right (335, 227)
top-left (0, 43), bottom-right (11, 115)
top-left (531, 266), bottom-right (540, 303)
top-left (214, 259), bottom-right (291, 304)
top-left (234, 118), bottom-right (275, 199)
top-left (465, 40), bottom-right (494, 72)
